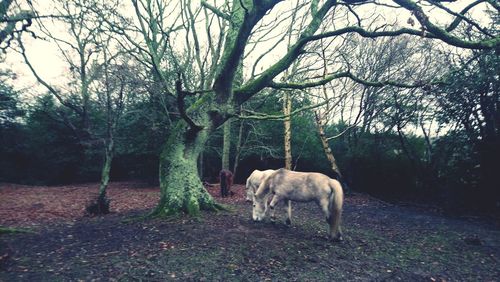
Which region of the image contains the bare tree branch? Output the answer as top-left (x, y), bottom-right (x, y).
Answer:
top-left (17, 38), bottom-right (83, 115)
top-left (238, 100), bottom-right (328, 121)
top-left (201, 0), bottom-right (230, 21)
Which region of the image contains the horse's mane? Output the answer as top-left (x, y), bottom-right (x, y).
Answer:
top-left (254, 173), bottom-right (272, 198)
top-left (255, 168), bottom-right (285, 198)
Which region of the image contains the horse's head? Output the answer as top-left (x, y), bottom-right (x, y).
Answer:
top-left (252, 196), bottom-right (266, 221)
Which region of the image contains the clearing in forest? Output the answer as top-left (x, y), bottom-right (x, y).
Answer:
top-left (0, 182), bottom-right (499, 281)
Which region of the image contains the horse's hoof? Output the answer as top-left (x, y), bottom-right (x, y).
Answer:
top-left (331, 235), bottom-right (343, 242)
top-left (285, 218), bottom-right (291, 225)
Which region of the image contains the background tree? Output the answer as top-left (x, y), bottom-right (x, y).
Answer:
top-left (126, 0), bottom-right (499, 216)
top-left (18, 0), bottom-right (135, 214)
top-left (433, 49), bottom-right (499, 210)
top-left (0, 68), bottom-right (26, 182)
top-left (1, 0), bottom-right (34, 51)
top-left (85, 54), bottom-right (140, 214)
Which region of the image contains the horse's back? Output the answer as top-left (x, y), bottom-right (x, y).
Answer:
top-left (250, 169), bottom-right (274, 183)
top-left (247, 169), bottom-right (276, 191)
top-left (268, 169), bottom-right (330, 201)
top-left (247, 170), bottom-right (262, 188)
top-left (276, 169), bottom-right (331, 188)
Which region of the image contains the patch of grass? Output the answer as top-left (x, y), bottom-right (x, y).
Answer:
top-left (0, 226), bottom-right (34, 235)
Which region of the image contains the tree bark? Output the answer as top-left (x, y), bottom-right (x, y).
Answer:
top-left (233, 117), bottom-right (245, 181)
top-left (198, 151), bottom-right (204, 179)
top-left (98, 139), bottom-right (114, 199)
top-left (151, 120), bottom-right (222, 217)
top-left (283, 92), bottom-right (292, 170)
top-left (315, 112), bottom-right (342, 178)
top-left (221, 118), bottom-right (231, 170)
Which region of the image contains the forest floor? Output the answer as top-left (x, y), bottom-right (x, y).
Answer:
top-left (0, 182), bottom-right (499, 281)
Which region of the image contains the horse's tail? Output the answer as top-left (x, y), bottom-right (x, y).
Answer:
top-left (245, 176), bottom-right (253, 201)
top-left (245, 176), bottom-right (250, 188)
top-left (328, 179), bottom-right (344, 241)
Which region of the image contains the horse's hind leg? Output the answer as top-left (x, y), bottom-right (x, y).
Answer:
top-left (319, 198), bottom-right (332, 235)
top-left (319, 198), bottom-right (342, 241)
top-left (330, 208), bottom-right (343, 242)
top-left (331, 195), bottom-right (343, 242)
top-left (328, 197), bottom-right (343, 242)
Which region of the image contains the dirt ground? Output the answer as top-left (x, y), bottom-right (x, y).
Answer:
top-left (1, 182), bottom-right (499, 281)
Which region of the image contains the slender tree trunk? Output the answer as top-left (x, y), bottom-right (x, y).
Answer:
top-left (222, 62), bottom-right (242, 172)
top-left (233, 117), bottom-right (245, 181)
top-left (315, 112), bottom-right (342, 178)
top-left (151, 120), bottom-right (222, 217)
top-left (282, 92), bottom-right (293, 223)
top-left (98, 139), bottom-right (114, 199)
top-left (198, 151), bottom-right (204, 179)
top-left (222, 118), bottom-right (232, 170)
top-left (283, 92), bottom-right (292, 170)
top-left (86, 139), bottom-right (114, 215)
top-left (395, 123), bottom-right (418, 170)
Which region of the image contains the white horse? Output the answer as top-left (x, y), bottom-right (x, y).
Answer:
top-left (245, 169), bottom-right (276, 201)
top-left (246, 169), bottom-right (292, 224)
top-left (252, 168), bottom-right (344, 241)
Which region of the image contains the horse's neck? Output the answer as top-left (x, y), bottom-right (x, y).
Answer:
top-left (256, 179), bottom-right (271, 198)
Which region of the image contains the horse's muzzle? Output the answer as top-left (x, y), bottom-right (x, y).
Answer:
top-left (252, 215), bottom-right (263, 222)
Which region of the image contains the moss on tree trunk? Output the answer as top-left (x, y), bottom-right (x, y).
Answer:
top-left (86, 140), bottom-right (113, 216)
top-left (150, 121), bottom-right (223, 217)
top-left (222, 118), bottom-right (232, 170)
top-left (98, 140), bottom-right (113, 199)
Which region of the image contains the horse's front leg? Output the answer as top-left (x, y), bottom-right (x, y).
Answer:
top-left (268, 194), bottom-right (282, 221)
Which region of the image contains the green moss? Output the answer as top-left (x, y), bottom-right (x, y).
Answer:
top-left (186, 197), bottom-right (201, 217)
top-left (151, 120), bottom-right (223, 218)
top-left (0, 226), bottom-right (34, 234)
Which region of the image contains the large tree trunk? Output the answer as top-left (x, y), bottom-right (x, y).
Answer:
top-left (151, 121), bottom-right (222, 217)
